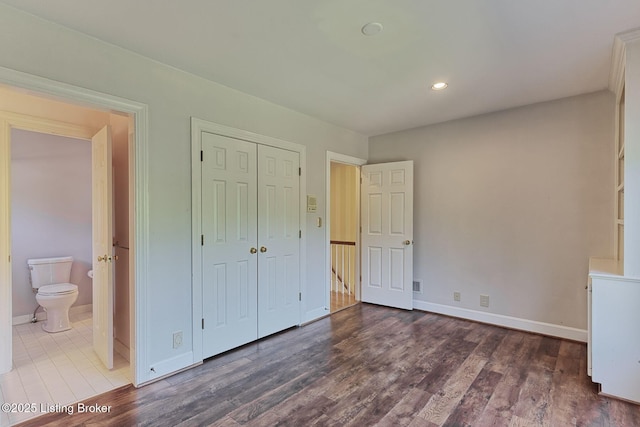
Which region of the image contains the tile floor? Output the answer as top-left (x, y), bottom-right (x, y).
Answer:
top-left (0, 312), bottom-right (130, 426)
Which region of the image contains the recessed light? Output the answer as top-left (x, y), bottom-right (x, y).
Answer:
top-left (431, 82), bottom-right (448, 90)
top-left (361, 22), bottom-right (383, 36)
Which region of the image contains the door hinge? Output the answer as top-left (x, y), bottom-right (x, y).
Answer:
top-left (202, 318), bottom-right (205, 329)
top-left (299, 230), bottom-right (302, 239)
top-left (8, 255), bottom-right (10, 262)
top-left (299, 167), bottom-right (301, 176)
top-left (299, 292), bottom-right (302, 301)
top-left (201, 235), bottom-right (204, 246)
top-left (200, 150), bottom-right (203, 162)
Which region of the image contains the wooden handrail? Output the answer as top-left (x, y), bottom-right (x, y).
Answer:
top-left (330, 240), bottom-right (356, 246)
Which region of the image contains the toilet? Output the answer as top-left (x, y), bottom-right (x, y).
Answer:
top-left (27, 256), bottom-right (78, 333)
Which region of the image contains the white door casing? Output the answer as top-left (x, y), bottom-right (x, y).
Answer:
top-left (361, 161), bottom-right (414, 310)
top-left (201, 132), bottom-right (258, 358)
top-left (257, 145), bottom-right (300, 338)
top-left (92, 125), bottom-right (114, 369)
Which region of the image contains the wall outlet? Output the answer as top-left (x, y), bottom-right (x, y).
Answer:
top-left (480, 294), bottom-right (490, 307)
top-left (173, 331), bottom-right (183, 349)
top-left (453, 291), bottom-right (461, 302)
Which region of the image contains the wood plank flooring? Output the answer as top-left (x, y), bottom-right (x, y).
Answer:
top-left (16, 304), bottom-right (640, 426)
top-left (330, 290), bottom-right (357, 313)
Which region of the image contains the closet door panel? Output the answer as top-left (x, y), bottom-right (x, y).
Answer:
top-left (202, 132), bottom-right (258, 358)
top-left (257, 145), bottom-right (300, 338)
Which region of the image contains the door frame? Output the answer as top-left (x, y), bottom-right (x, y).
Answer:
top-left (325, 151), bottom-right (366, 311)
top-left (190, 117), bottom-right (307, 363)
top-left (0, 66), bottom-right (149, 386)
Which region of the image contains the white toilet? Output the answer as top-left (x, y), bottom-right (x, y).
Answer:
top-left (27, 256), bottom-right (78, 333)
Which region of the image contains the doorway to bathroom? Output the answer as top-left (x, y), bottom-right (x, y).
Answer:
top-left (0, 84), bottom-right (136, 424)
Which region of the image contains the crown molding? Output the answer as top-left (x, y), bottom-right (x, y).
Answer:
top-left (609, 28), bottom-right (640, 96)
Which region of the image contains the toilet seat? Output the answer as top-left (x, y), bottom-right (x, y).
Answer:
top-left (38, 283), bottom-right (78, 296)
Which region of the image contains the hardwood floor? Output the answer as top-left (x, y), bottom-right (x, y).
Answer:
top-left (330, 290), bottom-right (357, 313)
top-left (16, 304), bottom-right (640, 426)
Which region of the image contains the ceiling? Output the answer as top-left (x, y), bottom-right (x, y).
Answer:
top-left (2, 1), bottom-right (640, 136)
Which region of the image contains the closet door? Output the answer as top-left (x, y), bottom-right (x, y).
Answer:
top-left (257, 145), bottom-right (300, 338)
top-left (201, 132), bottom-right (258, 358)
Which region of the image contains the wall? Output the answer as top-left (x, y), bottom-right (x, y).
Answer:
top-left (369, 91), bottom-right (614, 331)
top-left (11, 129), bottom-right (92, 316)
top-left (624, 39), bottom-right (640, 276)
top-left (0, 4), bottom-right (368, 379)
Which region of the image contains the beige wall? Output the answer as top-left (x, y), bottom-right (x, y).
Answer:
top-left (369, 91), bottom-right (614, 329)
top-left (330, 163), bottom-right (358, 242)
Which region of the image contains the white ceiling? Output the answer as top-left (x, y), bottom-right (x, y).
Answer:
top-left (3, 1), bottom-right (640, 136)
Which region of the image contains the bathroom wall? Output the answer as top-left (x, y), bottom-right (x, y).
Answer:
top-left (11, 129), bottom-right (93, 318)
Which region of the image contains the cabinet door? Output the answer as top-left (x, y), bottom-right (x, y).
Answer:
top-left (257, 145), bottom-right (300, 338)
top-left (592, 276), bottom-right (640, 403)
top-left (202, 132), bottom-right (258, 358)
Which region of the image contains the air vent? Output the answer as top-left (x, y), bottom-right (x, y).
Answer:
top-left (413, 280), bottom-right (423, 293)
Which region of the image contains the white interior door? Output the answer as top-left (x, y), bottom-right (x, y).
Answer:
top-left (202, 132), bottom-right (258, 358)
top-left (361, 161), bottom-right (414, 310)
top-left (257, 145), bottom-right (300, 338)
top-left (92, 125), bottom-right (114, 369)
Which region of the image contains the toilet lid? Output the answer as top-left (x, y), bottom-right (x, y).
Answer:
top-left (38, 283), bottom-right (78, 296)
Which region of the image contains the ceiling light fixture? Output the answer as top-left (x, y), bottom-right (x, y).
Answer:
top-left (361, 22), bottom-right (383, 36)
top-left (431, 82), bottom-right (448, 90)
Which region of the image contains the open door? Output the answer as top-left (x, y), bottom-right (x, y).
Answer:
top-left (361, 161), bottom-right (414, 310)
top-left (92, 125), bottom-right (114, 369)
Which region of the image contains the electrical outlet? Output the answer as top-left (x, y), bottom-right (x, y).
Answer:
top-left (480, 294), bottom-right (490, 307)
top-left (173, 331), bottom-right (183, 349)
top-left (453, 291), bottom-right (461, 302)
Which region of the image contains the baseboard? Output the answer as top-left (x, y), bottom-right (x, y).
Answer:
top-left (303, 307), bottom-right (330, 324)
top-left (12, 303), bottom-right (92, 326)
top-left (413, 301), bottom-right (587, 342)
top-left (147, 351), bottom-right (194, 382)
top-left (115, 338), bottom-right (130, 362)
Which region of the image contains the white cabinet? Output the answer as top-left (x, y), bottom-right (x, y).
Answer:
top-left (589, 258), bottom-right (640, 403)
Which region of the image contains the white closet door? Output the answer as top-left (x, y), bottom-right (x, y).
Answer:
top-left (361, 161), bottom-right (414, 310)
top-left (202, 132), bottom-right (258, 358)
top-left (257, 145), bottom-right (300, 338)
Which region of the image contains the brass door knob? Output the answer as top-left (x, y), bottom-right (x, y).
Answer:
top-left (403, 240), bottom-right (411, 246)
top-left (97, 255), bottom-right (108, 262)
top-left (250, 247), bottom-right (257, 254)
top-left (260, 246), bottom-right (267, 253)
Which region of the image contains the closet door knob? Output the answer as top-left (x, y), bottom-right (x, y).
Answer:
top-left (97, 255), bottom-right (108, 262)
top-left (260, 246), bottom-right (268, 253)
top-left (250, 247), bottom-right (257, 254)
top-left (403, 240), bottom-right (412, 246)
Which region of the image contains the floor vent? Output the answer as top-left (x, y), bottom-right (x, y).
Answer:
top-left (412, 280), bottom-right (423, 293)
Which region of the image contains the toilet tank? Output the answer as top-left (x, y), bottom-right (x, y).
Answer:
top-left (27, 256), bottom-right (74, 288)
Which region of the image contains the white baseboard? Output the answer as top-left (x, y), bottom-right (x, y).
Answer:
top-left (12, 304), bottom-right (92, 326)
top-left (147, 351), bottom-right (194, 382)
top-left (413, 301), bottom-right (587, 342)
top-left (303, 307), bottom-right (330, 324)
top-left (115, 338), bottom-right (130, 362)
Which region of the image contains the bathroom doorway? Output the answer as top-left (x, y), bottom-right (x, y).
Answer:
top-left (0, 85), bottom-right (135, 423)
